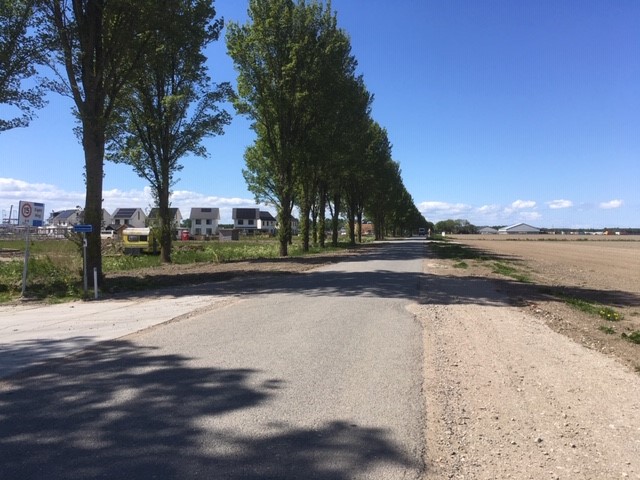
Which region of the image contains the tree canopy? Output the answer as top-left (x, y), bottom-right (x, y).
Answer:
top-left (0, 0), bottom-right (45, 131)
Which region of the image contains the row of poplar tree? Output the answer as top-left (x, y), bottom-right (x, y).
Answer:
top-left (1, 0), bottom-right (426, 287)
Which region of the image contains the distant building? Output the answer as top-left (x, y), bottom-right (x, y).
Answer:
top-left (258, 211), bottom-right (277, 234)
top-left (48, 209), bottom-right (81, 226)
top-left (498, 223), bottom-right (540, 234)
top-left (112, 207), bottom-right (147, 228)
top-left (232, 208), bottom-right (260, 232)
top-left (190, 207), bottom-right (220, 236)
top-left (478, 227), bottom-right (498, 234)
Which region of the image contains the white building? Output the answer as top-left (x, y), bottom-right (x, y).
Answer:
top-left (498, 223), bottom-right (540, 234)
top-left (190, 207), bottom-right (220, 236)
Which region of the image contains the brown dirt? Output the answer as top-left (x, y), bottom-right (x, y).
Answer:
top-left (412, 236), bottom-right (640, 479)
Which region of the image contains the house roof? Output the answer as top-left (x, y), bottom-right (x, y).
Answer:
top-left (113, 208), bottom-right (142, 219)
top-left (233, 208), bottom-right (260, 220)
top-left (259, 211), bottom-right (276, 221)
top-left (498, 223), bottom-right (540, 232)
top-left (190, 207), bottom-right (220, 220)
top-left (52, 209), bottom-right (77, 220)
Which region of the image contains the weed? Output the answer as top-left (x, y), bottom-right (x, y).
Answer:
top-left (491, 262), bottom-right (531, 283)
top-left (555, 293), bottom-right (624, 322)
top-left (598, 325), bottom-right (616, 334)
top-left (621, 331), bottom-right (640, 345)
top-left (453, 261), bottom-right (468, 269)
top-left (599, 307), bottom-right (622, 322)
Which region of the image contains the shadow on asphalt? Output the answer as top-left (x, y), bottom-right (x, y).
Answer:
top-left (0, 339), bottom-right (415, 479)
top-left (105, 240), bottom-right (640, 309)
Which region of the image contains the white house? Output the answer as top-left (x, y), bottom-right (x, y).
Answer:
top-left (190, 207), bottom-right (220, 236)
top-left (258, 211), bottom-right (276, 234)
top-left (112, 207), bottom-right (147, 228)
top-left (48, 209), bottom-right (81, 226)
top-left (232, 208), bottom-right (260, 232)
top-left (478, 226), bottom-right (498, 234)
top-left (498, 223), bottom-right (540, 234)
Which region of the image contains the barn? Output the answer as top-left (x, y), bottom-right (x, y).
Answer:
top-left (498, 223), bottom-right (540, 234)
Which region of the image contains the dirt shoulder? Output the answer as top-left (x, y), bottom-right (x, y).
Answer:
top-left (413, 239), bottom-right (640, 479)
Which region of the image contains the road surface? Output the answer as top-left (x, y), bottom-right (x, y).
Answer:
top-left (0, 240), bottom-right (426, 479)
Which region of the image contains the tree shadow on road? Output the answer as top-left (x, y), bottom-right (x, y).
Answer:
top-left (0, 339), bottom-right (417, 479)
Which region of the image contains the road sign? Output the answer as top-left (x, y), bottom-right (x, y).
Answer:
top-left (18, 201), bottom-right (45, 227)
top-left (73, 224), bottom-right (93, 233)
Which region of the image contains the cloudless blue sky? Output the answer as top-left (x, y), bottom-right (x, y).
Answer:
top-left (1, 0), bottom-right (639, 227)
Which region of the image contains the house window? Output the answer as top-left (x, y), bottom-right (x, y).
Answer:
top-left (195, 219), bottom-right (201, 225)
top-left (248, 219), bottom-right (254, 225)
top-left (238, 219), bottom-right (244, 225)
top-left (124, 219), bottom-right (129, 225)
top-left (206, 228), bottom-right (212, 235)
top-left (195, 228), bottom-right (201, 235)
top-left (206, 219), bottom-right (211, 225)
top-left (115, 219), bottom-right (121, 225)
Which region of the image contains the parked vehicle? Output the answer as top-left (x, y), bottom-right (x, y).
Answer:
top-left (122, 227), bottom-right (157, 255)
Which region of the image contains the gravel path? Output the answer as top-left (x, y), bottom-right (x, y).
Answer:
top-left (411, 257), bottom-right (640, 480)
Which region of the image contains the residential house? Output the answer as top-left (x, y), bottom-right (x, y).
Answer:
top-left (190, 207), bottom-right (220, 236)
top-left (101, 209), bottom-right (113, 229)
top-left (48, 209), bottom-right (81, 226)
top-left (147, 207), bottom-right (183, 231)
top-left (258, 211), bottom-right (276, 234)
top-left (112, 207), bottom-right (146, 228)
top-left (232, 208), bottom-right (260, 232)
top-left (498, 223), bottom-right (540, 234)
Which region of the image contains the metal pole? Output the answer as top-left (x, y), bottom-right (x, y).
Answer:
top-left (21, 225), bottom-right (30, 297)
top-left (93, 267), bottom-right (98, 299)
top-left (83, 233), bottom-right (88, 295)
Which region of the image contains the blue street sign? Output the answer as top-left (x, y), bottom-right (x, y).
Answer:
top-left (73, 224), bottom-right (93, 233)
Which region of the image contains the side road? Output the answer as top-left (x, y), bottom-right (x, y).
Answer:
top-left (0, 293), bottom-right (237, 379)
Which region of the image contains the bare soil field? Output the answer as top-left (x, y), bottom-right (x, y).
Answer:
top-left (414, 236), bottom-right (640, 479)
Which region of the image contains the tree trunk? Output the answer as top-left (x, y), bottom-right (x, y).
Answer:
top-left (82, 119), bottom-right (105, 288)
top-left (158, 182), bottom-right (172, 263)
top-left (331, 192), bottom-right (341, 247)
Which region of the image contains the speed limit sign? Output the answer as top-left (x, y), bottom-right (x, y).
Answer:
top-left (21, 202), bottom-right (32, 219)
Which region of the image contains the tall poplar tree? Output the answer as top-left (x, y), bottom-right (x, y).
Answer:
top-left (227, 0), bottom-right (332, 256)
top-left (107, 0), bottom-right (231, 263)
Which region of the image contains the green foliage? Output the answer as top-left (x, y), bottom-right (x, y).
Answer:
top-left (0, 0), bottom-right (46, 131)
top-left (599, 307), bottom-right (622, 321)
top-left (0, 256), bottom-right (81, 301)
top-left (621, 331), bottom-right (640, 345)
top-left (435, 219), bottom-right (478, 234)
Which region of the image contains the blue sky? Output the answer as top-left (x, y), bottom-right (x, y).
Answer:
top-left (1, 0), bottom-right (639, 228)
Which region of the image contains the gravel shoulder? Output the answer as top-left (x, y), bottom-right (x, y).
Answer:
top-left (411, 239), bottom-right (640, 479)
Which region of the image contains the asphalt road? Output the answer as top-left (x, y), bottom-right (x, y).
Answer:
top-left (0, 239), bottom-right (426, 479)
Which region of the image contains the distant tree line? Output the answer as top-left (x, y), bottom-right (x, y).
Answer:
top-left (435, 219), bottom-right (478, 234)
top-left (227, 0), bottom-right (424, 254)
top-left (1, 0), bottom-right (426, 287)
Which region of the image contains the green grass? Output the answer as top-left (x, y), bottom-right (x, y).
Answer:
top-left (553, 293), bottom-right (624, 322)
top-left (491, 261), bottom-right (531, 283)
top-left (0, 237), bottom-right (359, 303)
top-left (453, 261), bottom-right (468, 269)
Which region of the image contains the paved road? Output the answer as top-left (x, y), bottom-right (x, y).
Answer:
top-left (0, 239), bottom-right (426, 479)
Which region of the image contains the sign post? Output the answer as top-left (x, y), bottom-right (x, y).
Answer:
top-left (73, 224), bottom-right (93, 295)
top-left (18, 200), bottom-right (44, 297)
